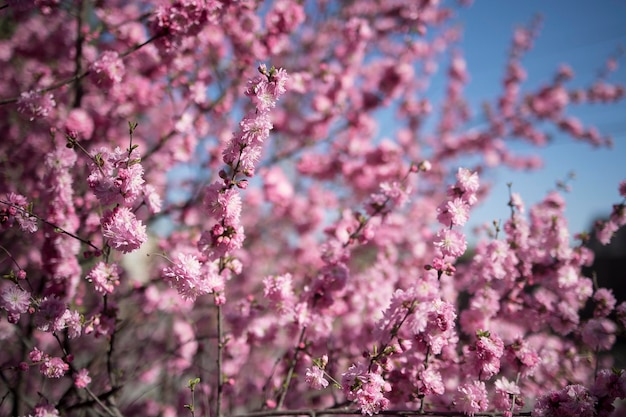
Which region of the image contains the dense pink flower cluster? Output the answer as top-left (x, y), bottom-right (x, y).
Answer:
top-left (341, 363), bottom-right (391, 415)
top-left (90, 51), bottom-right (125, 90)
top-left (17, 90), bottom-right (56, 121)
top-left (162, 253), bottom-right (223, 302)
top-left (433, 168), bottom-right (479, 259)
top-left (0, 1), bottom-right (625, 417)
top-left (0, 192), bottom-right (38, 233)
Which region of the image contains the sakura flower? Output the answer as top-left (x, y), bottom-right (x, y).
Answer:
top-left (204, 182), bottom-right (242, 225)
top-left (305, 366), bottom-right (329, 390)
top-left (1, 192), bottom-right (38, 233)
top-left (29, 347), bottom-right (45, 362)
top-left (101, 207), bottom-right (147, 253)
top-left (87, 262), bottom-right (122, 295)
top-left (0, 284), bottom-right (30, 315)
top-left (17, 90), bottom-right (56, 121)
top-left (263, 273), bottom-right (296, 317)
top-left (581, 318), bottom-right (617, 351)
top-left (341, 363), bottom-right (390, 415)
top-left (456, 167), bottom-right (480, 194)
top-left (162, 254), bottom-right (224, 302)
top-left (90, 51), bottom-right (125, 90)
top-left (40, 357), bottom-right (69, 378)
top-left (434, 228), bottom-right (467, 258)
top-left (468, 331), bottom-right (504, 380)
top-left (455, 381), bottom-right (488, 416)
top-left (34, 297), bottom-right (66, 332)
top-left (74, 368), bottom-right (92, 389)
top-left (532, 384), bottom-right (597, 417)
top-left (30, 403), bottom-right (60, 417)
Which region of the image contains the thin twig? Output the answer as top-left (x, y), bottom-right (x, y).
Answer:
top-left (216, 302), bottom-right (224, 417)
top-left (276, 326), bottom-right (307, 409)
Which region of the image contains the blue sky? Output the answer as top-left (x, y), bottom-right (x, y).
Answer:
top-left (451, 0), bottom-right (626, 242)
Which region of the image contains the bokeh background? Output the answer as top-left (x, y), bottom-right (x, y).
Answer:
top-left (452, 0), bottom-right (626, 242)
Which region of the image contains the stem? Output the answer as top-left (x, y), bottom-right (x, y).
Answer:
top-left (216, 302), bottom-right (224, 417)
top-left (228, 408), bottom-right (533, 417)
top-left (73, 0), bottom-right (85, 108)
top-left (276, 326), bottom-right (307, 410)
top-left (0, 199), bottom-right (101, 252)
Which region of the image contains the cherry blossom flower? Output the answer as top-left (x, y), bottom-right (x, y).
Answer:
top-left (305, 366), bottom-right (329, 390)
top-left (17, 90), bottom-right (55, 121)
top-left (40, 357), bottom-right (69, 378)
top-left (101, 207), bottom-right (147, 253)
top-left (0, 284), bottom-right (30, 315)
top-left (455, 381), bottom-right (489, 416)
top-left (163, 254), bottom-right (224, 302)
top-left (90, 51), bottom-right (125, 90)
top-left (86, 262), bottom-right (121, 295)
top-left (74, 368), bottom-right (92, 389)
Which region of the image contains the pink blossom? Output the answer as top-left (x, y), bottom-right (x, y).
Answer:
top-left (341, 363), bottom-right (390, 415)
top-left (468, 331), bottom-right (504, 380)
top-left (456, 167), bottom-right (480, 194)
top-left (86, 262), bottom-right (121, 295)
top-left (143, 184), bottom-right (163, 214)
top-left (62, 309), bottom-right (82, 339)
top-left (263, 273), bottom-right (295, 317)
top-left (40, 357), bottom-right (69, 378)
top-left (29, 347), bottom-right (44, 362)
top-left (593, 288), bottom-right (616, 318)
top-left (533, 384), bottom-right (597, 417)
top-left (581, 318), bottom-right (617, 351)
top-left (1, 192), bottom-right (38, 233)
top-left (505, 337), bottom-right (540, 377)
top-left (0, 284), bottom-right (30, 315)
top-left (204, 182), bottom-right (242, 225)
top-left (74, 368), bottom-right (92, 389)
top-left (455, 381), bottom-right (489, 416)
top-left (101, 207), bottom-right (147, 253)
top-left (17, 90), bottom-right (55, 120)
top-left (197, 222), bottom-right (245, 259)
top-left (434, 228), bottom-right (467, 258)
top-left (30, 403), bottom-right (60, 417)
top-left (90, 51), bottom-right (125, 89)
top-left (34, 297), bottom-right (66, 332)
top-left (437, 198), bottom-right (470, 227)
top-left (417, 367), bottom-right (445, 396)
top-left (87, 146), bottom-right (145, 206)
top-left (305, 366), bottom-right (329, 390)
top-left (64, 108), bottom-right (94, 140)
top-left (493, 376), bottom-right (521, 411)
top-left (163, 254), bottom-right (224, 302)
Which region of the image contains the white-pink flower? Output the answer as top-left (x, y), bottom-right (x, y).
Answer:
top-left (101, 207), bottom-right (147, 253)
top-left (305, 366), bottom-right (329, 390)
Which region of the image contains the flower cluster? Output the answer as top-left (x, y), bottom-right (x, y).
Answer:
top-left (87, 144), bottom-right (156, 254)
top-left (1, 1), bottom-right (626, 416)
top-left (433, 168), bottom-right (480, 260)
top-left (222, 65), bottom-right (288, 178)
top-left (16, 90), bottom-right (56, 121)
top-left (0, 192), bottom-right (38, 233)
top-left (162, 253), bottom-right (224, 302)
top-left (594, 180), bottom-right (626, 244)
top-left (86, 261), bottom-right (121, 295)
top-left (90, 51), bottom-right (125, 90)
top-left (341, 363), bottom-right (391, 415)
top-left (33, 297), bottom-right (82, 338)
